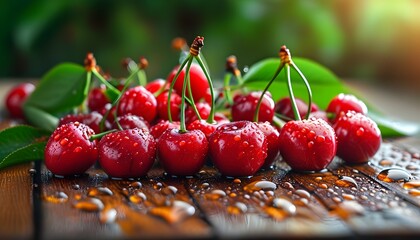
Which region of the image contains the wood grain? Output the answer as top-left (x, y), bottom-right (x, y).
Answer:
top-left (0, 163), bottom-right (33, 240)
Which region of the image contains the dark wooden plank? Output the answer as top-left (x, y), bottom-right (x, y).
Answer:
top-left (0, 163), bottom-right (34, 240)
top-left (291, 153), bottom-right (420, 237)
top-left (185, 165), bottom-right (352, 239)
top-left (38, 164), bottom-right (213, 239)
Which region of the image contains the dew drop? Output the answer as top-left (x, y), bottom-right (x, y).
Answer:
top-left (356, 127), bottom-right (365, 137)
top-left (28, 168), bottom-right (37, 174)
top-left (342, 193), bottom-right (355, 200)
top-left (88, 187), bottom-right (113, 197)
top-left (72, 184), bottom-right (80, 190)
top-left (74, 146), bottom-right (82, 153)
top-left (44, 191), bottom-right (68, 203)
top-left (201, 182), bottom-right (210, 189)
top-left (272, 198), bottom-right (296, 215)
top-left (335, 176), bottom-right (358, 188)
top-left (319, 183), bottom-right (328, 189)
top-left (330, 201), bottom-right (365, 219)
top-left (307, 141), bottom-right (314, 149)
top-left (316, 135), bottom-right (325, 143)
top-left (408, 189), bottom-right (420, 196)
top-left (377, 168), bottom-right (412, 183)
top-left (295, 189), bottom-right (310, 199)
top-left (314, 176), bottom-right (322, 182)
top-left (162, 186), bottom-right (178, 195)
top-left (205, 189), bottom-right (226, 200)
top-left (129, 190), bottom-right (147, 204)
top-left (73, 198), bottom-right (104, 212)
top-left (227, 202), bottom-right (247, 215)
top-left (234, 135), bottom-right (241, 141)
top-left (179, 140), bottom-right (186, 147)
top-left (149, 200), bottom-right (195, 224)
top-left (243, 180), bottom-right (277, 193)
top-left (60, 138), bottom-right (69, 146)
top-left (129, 181), bottom-right (142, 189)
top-left (379, 159), bottom-right (394, 167)
top-left (233, 178), bottom-right (241, 184)
top-left (403, 180), bottom-right (420, 189)
top-left (99, 208), bottom-right (117, 224)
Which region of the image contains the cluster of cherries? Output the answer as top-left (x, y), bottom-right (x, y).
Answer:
top-left (5, 36), bottom-right (382, 178)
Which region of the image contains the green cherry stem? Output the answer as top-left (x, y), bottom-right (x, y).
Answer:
top-left (253, 62), bottom-right (285, 122)
top-left (291, 62), bottom-right (312, 120)
top-left (81, 71), bottom-right (92, 113)
top-left (179, 58), bottom-right (193, 133)
top-left (90, 129), bottom-right (118, 141)
top-left (223, 73), bottom-right (233, 106)
top-left (195, 54), bottom-right (215, 124)
top-left (99, 68), bottom-right (140, 131)
top-left (91, 69), bottom-right (120, 96)
top-left (186, 73), bottom-right (201, 121)
top-left (285, 64), bottom-right (301, 121)
top-left (167, 55), bottom-right (191, 123)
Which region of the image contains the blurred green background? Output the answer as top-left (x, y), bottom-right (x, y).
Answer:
top-left (1, 0), bottom-right (420, 94)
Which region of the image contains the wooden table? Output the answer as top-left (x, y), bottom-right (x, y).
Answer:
top-left (1, 80), bottom-right (420, 239)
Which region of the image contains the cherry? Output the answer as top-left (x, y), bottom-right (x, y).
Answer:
top-left (156, 90), bottom-right (182, 121)
top-left (209, 121), bottom-right (267, 177)
top-left (157, 129), bottom-right (208, 176)
top-left (275, 97), bottom-right (318, 121)
top-left (45, 122), bottom-right (98, 176)
top-left (187, 120), bottom-right (218, 139)
top-left (167, 63), bottom-right (210, 103)
top-left (98, 128), bottom-right (156, 178)
top-left (231, 91), bottom-right (275, 123)
top-left (113, 114), bottom-right (150, 130)
top-left (334, 111), bottom-right (381, 164)
top-left (308, 110), bottom-right (329, 123)
top-left (257, 122), bottom-right (281, 169)
top-left (58, 111), bottom-right (108, 133)
top-left (185, 102), bottom-right (211, 125)
top-left (87, 85), bottom-right (110, 112)
top-left (279, 118), bottom-right (336, 172)
top-left (326, 93), bottom-right (368, 123)
top-left (145, 78), bottom-right (167, 94)
top-left (117, 86), bottom-right (157, 123)
top-left (5, 82), bottom-right (35, 119)
top-left (150, 120), bottom-right (180, 139)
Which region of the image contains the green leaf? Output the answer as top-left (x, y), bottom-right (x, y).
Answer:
top-left (0, 125), bottom-right (50, 169)
top-left (23, 63), bottom-right (87, 130)
top-left (0, 142), bottom-right (46, 170)
top-left (24, 63), bottom-right (87, 115)
top-left (242, 57), bottom-right (419, 137)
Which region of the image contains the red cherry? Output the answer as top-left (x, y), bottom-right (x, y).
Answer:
top-left (231, 91), bottom-right (275, 123)
top-left (59, 111), bottom-right (109, 134)
top-left (88, 85), bottom-right (110, 112)
top-left (5, 82), bottom-right (35, 119)
top-left (274, 97), bottom-right (318, 121)
top-left (156, 91), bottom-right (182, 121)
top-left (117, 86), bottom-right (157, 123)
top-left (187, 120), bottom-right (218, 139)
top-left (334, 111), bottom-right (381, 164)
top-left (45, 122), bottom-right (98, 176)
top-left (98, 128), bottom-right (156, 178)
top-left (185, 102), bottom-right (211, 125)
top-left (150, 120), bottom-right (180, 140)
top-left (326, 93), bottom-right (368, 123)
top-left (167, 63), bottom-right (209, 102)
top-left (279, 118), bottom-right (336, 171)
top-left (257, 122), bottom-right (281, 169)
top-left (99, 103), bottom-right (117, 124)
top-left (157, 129), bottom-right (208, 176)
top-left (209, 121), bottom-right (267, 177)
top-left (145, 78), bottom-right (167, 94)
top-left (308, 110), bottom-right (329, 123)
top-left (113, 114), bottom-right (150, 130)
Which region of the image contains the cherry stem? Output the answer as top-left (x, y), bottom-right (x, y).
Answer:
top-left (272, 115), bottom-right (286, 129)
top-left (253, 63), bottom-right (285, 122)
top-left (99, 68), bottom-right (140, 131)
top-left (137, 70), bottom-right (147, 86)
top-left (186, 74), bottom-right (201, 121)
top-left (223, 73), bottom-right (233, 106)
top-left (81, 71), bottom-right (92, 114)
top-left (90, 129), bottom-right (117, 141)
top-left (167, 55), bottom-right (190, 123)
top-left (291, 62), bottom-right (312, 120)
top-left (195, 55), bottom-right (215, 124)
top-left (285, 64), bottom-right (301, 121)
top-left (91, 69), bottom-right (120, 96)
top-left (179, 58), bottom-right (193, 133)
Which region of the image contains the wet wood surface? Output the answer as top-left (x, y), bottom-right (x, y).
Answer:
top-left (1, 81), bottom-right (420, 239)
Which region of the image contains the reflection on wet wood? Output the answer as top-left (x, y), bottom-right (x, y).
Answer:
top-left (1, 115), bottom-right (420, 239)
